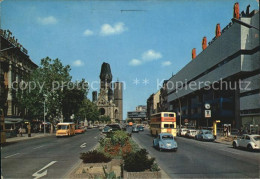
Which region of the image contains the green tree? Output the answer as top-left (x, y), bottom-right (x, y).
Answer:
top-left (75, 98), bottom-right (99, 122)
top-left (17, 57), bottom-right (87, 131)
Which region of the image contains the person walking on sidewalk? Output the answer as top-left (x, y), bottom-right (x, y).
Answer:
top-left (19, 127), bottom-right (23, 137)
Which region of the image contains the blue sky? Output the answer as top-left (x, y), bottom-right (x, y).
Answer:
top-left (1, 0), bottom-right (259, 119)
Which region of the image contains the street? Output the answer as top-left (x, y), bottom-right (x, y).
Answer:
top-left (1, 129), bottom-right (100, 179)
top-left (132, 128), bottom-right (260, 178)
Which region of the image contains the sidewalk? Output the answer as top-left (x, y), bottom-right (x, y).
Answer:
top-left (214, 136), bottom-right (236, 145)
top-left (5, 133), bottom-right (55, 143)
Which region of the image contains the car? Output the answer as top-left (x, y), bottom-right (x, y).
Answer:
top-left (153, 133), bottom-right (178, 151)
top-left (107, 124), bottom-right (121, 131)
top-left (232, 134), bottom-right (260, 151)
top-left (132, 126), bottom-right (139, 133)
top-left (195, 130), bottom-right (215, 141)
top-left (137, 125), bottom-right (144, 131)
top-left (185, 129), bottom-right (198, 138)
top-left (75, 126), bottom-right (85, 134)
top-left (178, 128), bottom-right (188, 136)
top-left (87, 125), bottom-right (93, 129)
top-left (102, 126), bottom-right (112, 133)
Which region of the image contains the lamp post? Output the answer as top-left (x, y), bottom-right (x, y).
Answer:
top-left (43, 94), bottom-right (47, 135)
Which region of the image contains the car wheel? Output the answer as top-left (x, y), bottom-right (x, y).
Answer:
top-left (173, 148), bottom-right (177, 152)
top-left (247, 144), bottom-right (253, 151)
top-left (232, 142), bottom-right (237, 148)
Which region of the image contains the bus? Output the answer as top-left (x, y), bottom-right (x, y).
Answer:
top-left (56, 122), bottom-right (75, 137)
top-left (150, 112), bottom-right (177, 137)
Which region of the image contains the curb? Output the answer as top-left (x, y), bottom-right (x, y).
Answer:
top-left (5, 134), bottom-right (55, 143)
top-left (63, 142), bottom-right (100, 179)
top-left (132, 136), bottom-right (171, 179)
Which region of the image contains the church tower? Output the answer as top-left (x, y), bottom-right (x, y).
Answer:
top-left (114, 81), bottom-right (123, 121)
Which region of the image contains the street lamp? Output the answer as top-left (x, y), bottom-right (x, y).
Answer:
top-left (231, 18), bottom-right (260, 31)
top-left (173, 92), bottom-right (182, 131)
top-left (43, 94), bottom-right (47, 135)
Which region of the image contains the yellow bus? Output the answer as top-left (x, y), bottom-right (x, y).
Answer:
top-left (150, 112), bottom-right (177, 137)
top-left (56, 122), bottom-right (75, 137)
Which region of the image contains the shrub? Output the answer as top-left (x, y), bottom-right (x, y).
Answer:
top-left (80, 150), bottom-right (111, 163)
top-left (123, 149), bottom-right (155, 172)
top-left (111, 130), bottom-right (129, 146)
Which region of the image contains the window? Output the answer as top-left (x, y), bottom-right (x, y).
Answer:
top-left (58, 125), bottom-right (67, 130)
top-left (162, 135), bottom-right (173, 140)
top-left (245, 136), bottom-right (250, 140)
top-left (164, 113), bottom-right (169, 117)
top-left (164, 124), bottom-right (174, 128)
top-left (169, 114), bottom-right (174, 117)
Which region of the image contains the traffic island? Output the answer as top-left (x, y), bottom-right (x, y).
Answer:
top-left (69, 130), bottom-right (162, 178)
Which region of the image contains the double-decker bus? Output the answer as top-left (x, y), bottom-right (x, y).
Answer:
top-left (150, 112), bottom-right (177, 136)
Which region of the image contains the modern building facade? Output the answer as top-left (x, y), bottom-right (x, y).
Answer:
top-left (92, 62), bottom-right (123, 122)
top-left (167, 6), bottom-right (259, 132)
top-left (127, 105), bottom-right (147, 123)
top-left (0, 29), bottom-right (37, 120)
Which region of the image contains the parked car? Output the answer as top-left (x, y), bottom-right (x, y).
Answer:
top-left (102, 126), bottom-right (112, 133)
top-left (137, 125), bottom-right (144, 131)
top-left (153, 133), bottom-right (178, 151)
top-left (185, 129), bottom-right (198, 138)
top-left (195, 130), bottom-right (215, 141)
top-left (87, 125), bottom-right (93, 129)
top-left (232, 134), bottom-right (260, 151)
top-left (132, 126), bottom-right (139, 133)
top-left (178, 128), bottom-right (188, 136)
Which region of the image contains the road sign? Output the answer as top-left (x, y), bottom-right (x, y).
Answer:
top-left (205, 103), bottom-right (210, 109)
top-left (205, 110), bottom-right (211, 118)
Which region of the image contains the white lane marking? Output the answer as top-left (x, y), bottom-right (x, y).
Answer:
top-left (33, 145), bottom-right (45, 150)
top-left (32, 161), bottom-right (57, 179)
top-left (80, 143), bottom-right (86, 148)
top-left (4, 153), bottom-right (20, 158)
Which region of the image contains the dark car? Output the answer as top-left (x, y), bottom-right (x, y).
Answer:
top-left (107, 124), bottom-right (121, 131)
top-left (137, 125), bottom-right (144, 131)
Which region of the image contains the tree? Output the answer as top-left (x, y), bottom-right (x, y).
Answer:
top-left (75, 98), bottom-right (99, 122)
top-left (17, 57), bottom-right (87, 132)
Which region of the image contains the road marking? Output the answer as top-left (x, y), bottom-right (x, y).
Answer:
top-left (4, 153), bottom-right (20, 158)
top-left (80, 143), bottom-right (86, 148)
top-left (33, 145), bottom-right (45, 149)
top-left (32, 161), bottom-right (57, 179)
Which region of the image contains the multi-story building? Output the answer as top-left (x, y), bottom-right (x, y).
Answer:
top-left (127, 105), bottom-right (147, 123)
top-left (0, 29), bottom-right (37, 121)
top-left (146, 90), bottom-right (161, 121)
top-left (167, 5), bottom-right (259, 132)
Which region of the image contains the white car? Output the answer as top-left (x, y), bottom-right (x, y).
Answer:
top-left (178, 128), bottom-right (188, 136)
top-left (185, 129), bottom-right (198, 138)
top-left (232, 134), bottom-right (260, 151)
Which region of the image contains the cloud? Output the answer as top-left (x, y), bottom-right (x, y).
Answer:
top-left (83, 29), bottom-right (94, 36)
top-left (161, 61), bottom-right (172, 67)
top-left (142, 50), bottom-right (162, 61)
top-left (129, 59), bottom-right (142, 66)
top-left (129, 49), bottom-right (163, 66)
top-left (100, 22), bottom-right (127, 36)
top-left (72, 60), bottom-right (84, 67)
top-left (37, 16), bottom-right (57, 25)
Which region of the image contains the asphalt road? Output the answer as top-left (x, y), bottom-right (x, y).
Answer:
top-left (1, 128), bottom-right (100, 179)
top-left (132, 128), bottom-right (260, 178)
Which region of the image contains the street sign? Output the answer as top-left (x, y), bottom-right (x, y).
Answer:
top-left (205, 110), bottom-right (211, 118)
top-left (216, 120), bottom-right (221, 123)
top-left (205, 103), bottom-right (211, 109)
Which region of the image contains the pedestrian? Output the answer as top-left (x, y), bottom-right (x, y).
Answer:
top-left (19, 127), bottom-right (23, 137)
top-left (223, 127), bottom-right (227, 137)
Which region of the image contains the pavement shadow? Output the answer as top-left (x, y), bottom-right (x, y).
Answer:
top-left (1, 142), bottom-right (18, 147)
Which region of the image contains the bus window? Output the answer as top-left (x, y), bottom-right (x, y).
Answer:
top-left (164, 124), bottom-right (169, 128)
top-left (164, 124), bottom-right (175, 128)
top-left (58, 125), bottom-right (67, 130)
top-left (169, 114), bottom-right (174, 117)
top-left (164, 113), bottom-right (169, 117)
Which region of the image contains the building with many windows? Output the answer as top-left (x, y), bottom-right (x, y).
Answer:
top-left (0, 29), bottom-right (37, 122)
top-left (167, 6), bottom-right (259, 132)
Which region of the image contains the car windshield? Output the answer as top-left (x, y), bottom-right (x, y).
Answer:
top-left (162, 135), bottom-right (173, 140)
top-left (204, 131), bottom-right (212, 134)
top-left (253, 136), bottom-right (260, 141)
top-left (58, 125), bottom-right (67, 130)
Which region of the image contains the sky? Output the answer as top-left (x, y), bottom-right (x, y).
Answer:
top-left (1, 0), bottom-right (259, 119)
